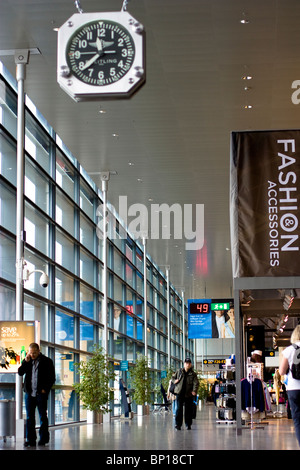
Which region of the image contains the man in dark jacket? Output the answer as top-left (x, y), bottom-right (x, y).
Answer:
top-left (18, 343), bottom-right (55, 447)
top-left (172, 358), bottom-right (199, 430)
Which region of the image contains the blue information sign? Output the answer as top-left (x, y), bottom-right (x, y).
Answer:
top-left (120, 360), bottom-right (129, 371)
top-left (188, 299), bottom-right (212, 338)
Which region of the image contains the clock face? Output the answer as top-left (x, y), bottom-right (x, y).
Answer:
top-left (66, 20), bottom-right (136, 86)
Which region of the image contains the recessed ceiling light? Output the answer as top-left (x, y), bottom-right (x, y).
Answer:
top-left (112, 133), bottom-right (119, 138)
top-left (128, 162), bottom-right (134, 166)
top-left (243, 104), bottom-right (253, 109)
top-left (241, 75), bottom-right (253, 80)
top-left (99, 108), bottom-right (106, 114)
top-left (240, 12), bottom-right (250, 24)
top-left (137, 178), bottom-right (143, 182)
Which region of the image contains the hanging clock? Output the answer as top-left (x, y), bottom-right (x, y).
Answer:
top-left (57, 11), bottom-right (145, 100)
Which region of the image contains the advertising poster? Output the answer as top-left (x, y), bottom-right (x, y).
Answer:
top-left (230, 130), bottom-right (300, 277)
top-left (188, 299), bottom-right (234, 339)
top-left (0, 321), bottom-right (40, 373)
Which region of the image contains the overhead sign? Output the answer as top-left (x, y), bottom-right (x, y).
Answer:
top-left (188, 299), bottom-right (234, 339)
top-left (203, 359), bottom-right (226, 365)
top-left (0, 321), bottom-right (40, 373)
top-left (230, 130), bottom-right (300, 277)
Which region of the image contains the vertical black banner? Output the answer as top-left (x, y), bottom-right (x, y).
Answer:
top-left (230, 130), bottom-right (300, 277)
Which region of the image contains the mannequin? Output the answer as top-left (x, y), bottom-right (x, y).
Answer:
top-left (250, 350), bottom-right (263, 363)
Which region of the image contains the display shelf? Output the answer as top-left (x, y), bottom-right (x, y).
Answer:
top-left (215, 365), bottom-right (236, 424)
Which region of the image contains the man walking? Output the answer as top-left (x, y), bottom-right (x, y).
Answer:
top-left (18, 343), bottom-right (55, 447)
top-left (172, 358), bottom-right (199, 430)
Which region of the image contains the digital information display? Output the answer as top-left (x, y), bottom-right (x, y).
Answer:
top-left (188, 299), bottom-right (234, 339)
top-left (189, 302), bottom-right (211, 314)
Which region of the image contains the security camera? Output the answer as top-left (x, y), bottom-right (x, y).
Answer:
top-left (22, 260), bottom-right (49, 288)
top-left (39, 272), bottom-right (49, 288)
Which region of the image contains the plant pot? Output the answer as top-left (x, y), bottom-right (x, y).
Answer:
top-left (137, 404), bottom-right (150, 416)
top-left (87, 410), bottom-right (103, 424)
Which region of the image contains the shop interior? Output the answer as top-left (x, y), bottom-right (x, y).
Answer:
top-left (204, 286), bottom-right (300, 426)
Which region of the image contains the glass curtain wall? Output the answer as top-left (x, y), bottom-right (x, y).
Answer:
top-left (0, 65), bottom-right (193, 423)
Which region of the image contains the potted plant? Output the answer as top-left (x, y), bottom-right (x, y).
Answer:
top-left (73, 345), bottom-right (115, 424)
top-left (197, 373), bottom-right (208, 409)
top-left (129, 353), bottom-right (152, 415)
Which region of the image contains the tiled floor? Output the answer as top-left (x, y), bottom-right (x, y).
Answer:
top-left (0, 403), bottom-right (299, 454)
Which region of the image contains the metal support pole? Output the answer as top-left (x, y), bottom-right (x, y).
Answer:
top-left (166, 267), bottom-right (170, 367)
top-left (181, 289), bottom-right (185, 361)
top-left (142, 236), bottom-right (148, 358)
top-left (15, 50), bottom-right (29, 438)
top-left (234, 281), bottom-right (243, 435)
top-left (101, 172), bottom-right (109, 355)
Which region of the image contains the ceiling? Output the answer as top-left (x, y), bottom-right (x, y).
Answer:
top-left (1, 0), bottom-right (300, 346)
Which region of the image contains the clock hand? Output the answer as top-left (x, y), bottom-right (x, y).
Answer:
top-left (96, 37), bottom-right (103, 53)
top-left (89, 40), bottom-right (114, 50)
top-left (81, 53), bottom-right (100, 70)
top-left (103, 41), bottom-right (114, 48)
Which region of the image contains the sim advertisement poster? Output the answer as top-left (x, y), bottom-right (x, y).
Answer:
top-left (188, 299), bottom-right (234, 339)
top-left (0, 321), bottom-right (40, 373)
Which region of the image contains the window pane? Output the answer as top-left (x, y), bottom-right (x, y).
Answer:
top-left (80, 213), bottom-right (94, 253)
top-left (25, 157), bottom-right (50, 215)
top-left (113, 333), bottom-right (123, 360)
top-left (0, 79), bottom-right (17, 137)
top-left (25, 202), bottom-right (49, 255)
top-left (55, 310), bottom-right (74, 347)
top-left (0, 182), bottom-right (16, 233)
top-left (113, 305), bottom-right (124, 333)
top-left (113, 276), bottom-right (123, 304)
top-left (55, 268), bottom-right (75, 310)
top-left (114, 250), bottom-right (124, 278)
top-left (80, 284), bottom-right (95, 320)
top-left (80, 320), bottom-right (94, 352)
top-left (80, 249), bottom-right (94, 286)
top-left (0, 284), bottom-right (16, 320)
top-left (136, 248), bottom-right (143, 272)
top-left (136, 271), bottom-right (143, 295)
top-left (126, 263), bottom-right (134, 288)
top-left (0, 233), bottom-right (15, 282)
top-left (126, 241), bottom-right (133, 262)
top-left (56, 229), bottom-right (75, 274)
top-left (80, 179), bottom-right (94, 220)
top-left (0, 130), bottom-right (16, 185)
top-left (54, 350), bottom-right (76, 423)
top-left (56, 189), bottom-right (75, 237)
top-left (24, 296), bottom-right (49, 342)
top-left (25, 111), bottom-right (51, 172)
top-left (56, 150), bottom-right (76, 199)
